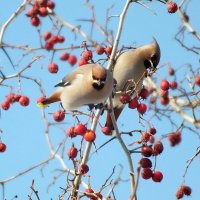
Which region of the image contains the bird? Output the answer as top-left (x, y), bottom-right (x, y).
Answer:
top-left (38, 63), bottom-right (114, 111)
top-left (105, 39), bottom-right (161, 131)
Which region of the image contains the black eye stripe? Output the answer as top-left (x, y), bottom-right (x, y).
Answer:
top-left (144, 60), bottom-right (151, 69)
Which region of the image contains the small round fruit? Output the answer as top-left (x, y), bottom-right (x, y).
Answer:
top-left (7, 93), bottom-right (16, 103)
top-left (67, 146), bottom-right (78, 159)
top-left (141, 168), bottom-right (153, 180)
top-left (78, 58), bottom-right (88, 67)
top-left (95, 45), bottom-right (104, 55)
top-left (141, 132), bottom-right (151, 142)
top-left (160, 97), bottom-right (170, 105)
top-left (195, 76), bottom-right (200, 86)
top-left (79, 164), bottom-right (89, 174)
top-left (0, 143), bottom-right (6, 152)
top-left (68, 55), bottom-right (77, 66)
top-left (82, 50), bottom-right (93, 60)
top-left (53, 110), bottom-right (65, 122)
top-left (57, 35), bottom-right (65, 43)
top-left (139, 88), bottom-right (149, 99)
top-left (46, 1), bottom-right (55, 9)
top-left (74, 123), bottom-right (87, 136)
top-left (85, 188), bottom-right (94, 198)
top-left (168, 131), bottom-right (182, 146)
top-left (119, 93), bottom-right (131, 104)
top-left (141, 146), bottom-right (153, 157)
top-left (60, 52), bottom-right (69, 61)
top-left (19, 96), bottom-right (30, 106)
top-left (101, 126), bottom-right (112, 136)
top-left (31, 16), bottom-right (40, 26)
top-left (83, 130), bottom-right (96, 142)
top-left (153, 141), bottom-right (164, 156)
top-left (14, 94), bottom-right (22, 102)
top-left (66, 127), bottom-right (76, 138)
top-left (45, 41), bottom-right (54, 51)
top-left (176, 187), bottom-right (184, 199)
top-left (49, 35), bottom-right (58, 44)
top-left (48, 63), bottom-right (58, 73)
top-left (139, 158), bottom-right (152, 168)
top-left (149, 127), bottom-right (156, 135)
top-left (169, 81), bottom-right (178, 90)
top-left (1, 100), bottom-right (10, 110)
top-left (37, 96), bottom-right (46, 104)
top-left (160, 80), bottom-right (169, 91)
top-left (183, 185), bottom-right (192, 196)
top-left (104, 46), bottom-right (112, 56)
top-left (38, 7), bottom-right (48, 17)
top-left (167, 1), bottom-right (178, 14)
top-left (128, 97), bottom-right (139, 109)
top-left (43, 31), bottom-right (51, 41)
top-left (168, 67), bottom-right (175, 75)
top-left (152, 171), bottom-right (163, 182)
top-left (137, 103), bottom-right (147, 114)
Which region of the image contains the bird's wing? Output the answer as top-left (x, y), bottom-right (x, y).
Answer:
top-left (54, 64), bottom-right (94, 87)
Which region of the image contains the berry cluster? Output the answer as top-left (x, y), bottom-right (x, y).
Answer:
top-left (26, 0), bottom-right (55, 26)
top-left (1, 93), bottom-right (30, 110)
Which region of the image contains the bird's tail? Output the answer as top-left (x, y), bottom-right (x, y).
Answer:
top-left (105, 107), bottom-right (123, 134)
top-left (37, 92), bottom-right (61, 107)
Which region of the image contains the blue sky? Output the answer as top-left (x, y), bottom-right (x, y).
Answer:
top-left (0, 0), bottom-right (200, 200)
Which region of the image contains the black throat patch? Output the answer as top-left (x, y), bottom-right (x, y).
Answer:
top-left (92, 83), bottom-right (104, 90)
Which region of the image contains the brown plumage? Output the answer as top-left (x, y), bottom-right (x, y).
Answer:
top-left (106, 39), bottom-right (161, 131)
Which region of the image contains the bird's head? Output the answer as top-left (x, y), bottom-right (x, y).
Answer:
top-left (92, 65), bottom-right (107, 90)
top-left (143, 38), bottom-right (161, 70)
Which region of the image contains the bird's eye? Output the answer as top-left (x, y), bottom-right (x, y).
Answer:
top-left (151, 54), bottom-right (157, 67)
top-left (144, 60), bottom-right (152, 69)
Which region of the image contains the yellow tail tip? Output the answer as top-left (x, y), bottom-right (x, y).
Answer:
top-left (37, 102), bottom-right (49, 108)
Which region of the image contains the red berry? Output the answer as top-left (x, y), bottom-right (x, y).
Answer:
top-left (141, 146), bottom-right (153, 157)
top-left (149, 127), bottom-right (156, 135)
top-left (85, 188), bottom-right (94, 198)
top-left (84, 130), bottom-right (96, 142)
top-left (160, 90), bottom-right (168, 98)
top-left (1, 100), bottom-right (10, 110)
top-left (7, 93), bottom-right (16, 103)
top-left (149, 97), bottom-right (156, 104)
top-left (104, 46), bottom-right (112, 56)
top-left (139, 88), bottom-right (149, 99)
top-left (141, 168), bottom-right (153, 179)
top-left (167, 2), bottom-right (178, 14)
top-left (0, 143), bottom-right (6, 152)
top-left (195, 76), bottom-right (200, 86)
top-left (153, 141), bottom-right (164, 156)
top-left (94, 192), bottom-right (103, 200)
top-left (78, 58), bottom-right (88, 67)
top-left (67, 146), bottom-right (78, 159)
top-left (68, 55), bottom-right (77, 66)
top-left (66, 126), bottom-right (76, 138)
top-left (31, 16), bottom-right (40, 26)
top-left (160, 80), bottom-right (169, 91)
top-left (53, 110), bottom-right (65, 122)
top-left (128, 97), bottom-right (139, 109)
top-left (168, 67), bottom-right (175, 76)
top-left (14, 94), bottom-right (22, 102)
top-left (152, 171), bottom-right (163, 182)
top-left (82, 50), bottom-right (93, 60)
top-left (19, 96), bottom-right (30, 106)
top-left (45, 41), bottom-right (54, 50)
top-left (60, 52), bottom-right (69, 61)
top-left (160, 97), bottom-right (170, 105)
top-left (119, 93), bottom-right (131, 104)
top-left (183, 185), bottom-right (192, 196)
top-left (79, 164), bottom-right (89, 174)
top-left (141, 132), bottom-right (151, 142)
top-left (139, 158), bottom-right (152, 168)
top-left (169, 81), bottom-right (178, 90)
top-left (57, 35), bottom-right (65, 43)
top-left (74, 123), bottom-right (87, 136)
top-left (137, 103), bottom-right (147, 114)
top-left (46, 1), bottom-right (55, 9)
top-left (95, 45), bottom-right (105, 55)
top-left (176, 187), bottom-right (184, 199)
top-left (101, 126), bottom-right (112, 136)
top-left (43, 31), bottom-right (51, 41)
top-left (48, 35), bottom-right (58, 45)
top-left (26, 6), bottom-right (39, 17)
top-left (168, 131), bottom-right (181, 146)
top-left (48, 63), bottom-right (58, 73)
top-left (38, 7), bottom-right (48, 17)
